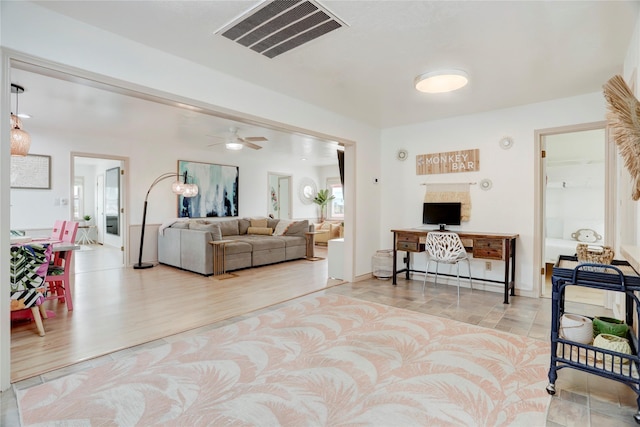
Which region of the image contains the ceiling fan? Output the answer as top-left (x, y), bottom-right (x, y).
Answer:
top-left (207, 126), bottom-right (268, 150)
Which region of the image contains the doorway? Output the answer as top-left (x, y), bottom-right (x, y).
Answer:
top-left (536, 122), bottom-right (614, 306)
top-left (72, 154), bottom-right (127, 269)
top-left (267, 173), bottom-right (292, 219)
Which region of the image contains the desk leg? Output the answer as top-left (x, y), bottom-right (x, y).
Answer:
top-left (503, 238), bottom-right (511, 304)
top-left (392, 232), bottom-right (397, 285)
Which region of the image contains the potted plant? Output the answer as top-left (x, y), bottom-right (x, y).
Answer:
top-left (312, 189), bottom-right (335, 222)
top-left (83, 214), bottom-right (92, 226)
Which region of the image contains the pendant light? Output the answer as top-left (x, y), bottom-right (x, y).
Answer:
top-left (10, 84), bottom-right (31, 156)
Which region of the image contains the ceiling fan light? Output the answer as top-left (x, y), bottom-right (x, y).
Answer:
top-left (226, 142), bottom-right (243, 150)
top-left (11, 127), bottom-right (31, 156)
top-left (415, 69), bottom-right (469, 93)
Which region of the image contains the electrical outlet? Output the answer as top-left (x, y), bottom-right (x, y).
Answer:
top-left (485, 261), bottom-right (492, 271)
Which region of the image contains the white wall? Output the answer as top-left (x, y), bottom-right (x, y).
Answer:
top-left (380, 92), bottom-right (608, 294)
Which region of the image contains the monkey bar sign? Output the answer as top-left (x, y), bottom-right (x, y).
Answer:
top-left (416, 149), bottom-right (480, 175)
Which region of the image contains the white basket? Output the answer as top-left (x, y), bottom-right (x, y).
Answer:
top-left (373, 249), bottom-right (393, 279)
top-left (560, 314), bottom-right (593, 344)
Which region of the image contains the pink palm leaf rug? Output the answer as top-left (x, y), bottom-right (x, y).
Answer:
top-left (18, 294), bottom-right (550, 426)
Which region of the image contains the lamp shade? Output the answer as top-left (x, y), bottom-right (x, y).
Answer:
top-left (11, 127), bottom-right (31, 156)
top-left (415, 70), bottom-right (469, 93)
top-left (171, 180), bottom-right (186, 194)
top-left (182, 183), bottom-right (199, 198)
top-left (10, 113), bottom-right (22, 129)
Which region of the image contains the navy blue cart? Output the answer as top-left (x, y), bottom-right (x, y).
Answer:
top-left (549, 256), bottom-right (640, 424)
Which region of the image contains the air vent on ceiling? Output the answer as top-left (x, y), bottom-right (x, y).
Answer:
top-left (216, 0), bottom-right (346, 59)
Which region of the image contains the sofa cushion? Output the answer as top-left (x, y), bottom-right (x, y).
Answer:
top-left (188, 220), bottom-right (222, 241)
top-left (219, 219), bottom-right (240, 236)
top-left (247, 227), bottom-right (273, 235)
top-left (267, 218), bottom-right (279, 230)
top-left (171, 221), bottom-right (190, 229)
top-left (285, 220), bottom-right (308, 236)
top-left (274, 219), bottom-right (296, 236)
top-left (250, 218), bottom-right (268, 228)
top-left (238, 218), bottom-right (250, 235)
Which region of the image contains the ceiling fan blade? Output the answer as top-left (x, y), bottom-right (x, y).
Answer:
top-left (242, 140), bottom-right (263, 150)
top-left (242, 136), bottom-right (268, 142)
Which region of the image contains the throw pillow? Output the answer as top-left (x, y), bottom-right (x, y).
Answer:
top-left (571, 228), bottom-right (602, 243)
top-left (274, 219), bottom-right (295, 236)
top-left (238, 218), bottom-right (251, 235)
top-left (247, 227), bottom-right (273, 235)
top-left (330, 223), bottom-right (342, 239)
top-left (284, 220), bottom-right (307, 236)
top-left (267, 218), bottom-right (279, 230)
top-left (250, 218), bottom-right (268, 228)
top-left (218, 219), bottom-right (239, 237)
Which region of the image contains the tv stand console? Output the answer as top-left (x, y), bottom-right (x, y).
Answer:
top-left (391, 229), bottom-right (519, 303)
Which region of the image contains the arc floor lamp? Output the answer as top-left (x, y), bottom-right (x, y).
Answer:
top-left (134, 172), bottom-right (198, 269)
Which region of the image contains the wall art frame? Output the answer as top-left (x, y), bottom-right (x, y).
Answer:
top-left (178, 160), bottom-right (239, 218)
top-left (10, 154), bottom-right (51, 189)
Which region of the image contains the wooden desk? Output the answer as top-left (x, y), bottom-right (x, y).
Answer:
top-left (391, 229), bottom-right (519, 304)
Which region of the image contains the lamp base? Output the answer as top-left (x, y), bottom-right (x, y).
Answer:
top-left (133, 262), bottom-right (154, 270)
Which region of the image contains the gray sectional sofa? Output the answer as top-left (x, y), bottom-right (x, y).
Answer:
top-left (157, 217), bottom-right (310, 275)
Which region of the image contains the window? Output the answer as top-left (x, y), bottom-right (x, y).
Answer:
top-left (327, 177), bottom-right (344, 220)
top-left (73, 177), bottom-right (84, 220)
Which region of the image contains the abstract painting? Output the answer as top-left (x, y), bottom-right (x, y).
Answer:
top-left (178, 160), bottom-right (239, 218)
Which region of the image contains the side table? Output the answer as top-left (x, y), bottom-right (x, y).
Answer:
top-left (209, 240), bottom-right (237, 280)
top-left (305, 231), bottom-right (325, 261)
top-left (77, 225), bottom-right (96, 245)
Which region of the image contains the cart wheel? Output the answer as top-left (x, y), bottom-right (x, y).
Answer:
top-left (546, 383), bottom-right (556, 395)
top-left (634, 412), bottom-right (640, 424)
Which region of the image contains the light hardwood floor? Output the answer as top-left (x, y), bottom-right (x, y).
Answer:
top-left (10, 244), bottom-right (342, 382)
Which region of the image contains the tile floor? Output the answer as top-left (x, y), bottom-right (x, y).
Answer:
top-left (3, 276), bottom-right (640, 426)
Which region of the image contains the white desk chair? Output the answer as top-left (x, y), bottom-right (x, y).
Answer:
top-left (423, 232), bottom-right (472, 301)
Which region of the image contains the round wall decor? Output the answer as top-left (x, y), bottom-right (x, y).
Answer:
top-left (298, 177), bottom-right (317, 204)
top-left (396, 149), bottom-right (408, 161)
top-left (479, 178), bottom-right (493, 191)
top-left (499, 136), bottom-right (514, 150)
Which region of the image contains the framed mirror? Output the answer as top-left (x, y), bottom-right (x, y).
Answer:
top-left (298, 177), bottom-right (317, 205)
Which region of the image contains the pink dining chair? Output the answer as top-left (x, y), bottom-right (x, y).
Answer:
top-left (44, 221), bottom-right (78, 311)
top-left (51, 220), bottom-right (66, 241)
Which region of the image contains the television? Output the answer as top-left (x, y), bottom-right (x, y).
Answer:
top-left (422, 202), bottom-right (461, 231)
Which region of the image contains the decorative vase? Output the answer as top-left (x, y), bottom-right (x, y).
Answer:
top-left (560, 314), bottom-right (593, 344)
top-left (593, 333), bottom-right (632, 365)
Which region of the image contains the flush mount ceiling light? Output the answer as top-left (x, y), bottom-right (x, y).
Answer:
top-left (414, 69), bottom-right (469, 93)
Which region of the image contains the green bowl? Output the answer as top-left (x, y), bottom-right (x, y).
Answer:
top-left (592, 316), bottom-right (629, 338)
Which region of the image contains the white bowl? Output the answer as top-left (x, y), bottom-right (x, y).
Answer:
top-left (560, 314), bottom-right (593, 344)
